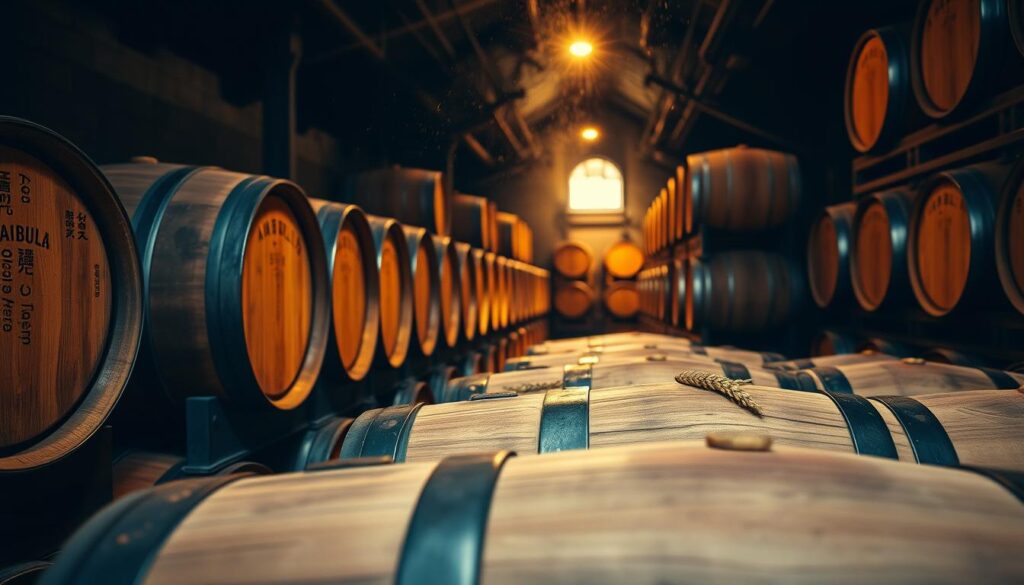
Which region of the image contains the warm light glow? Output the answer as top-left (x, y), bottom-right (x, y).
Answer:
top-left (580, 127), bottom-right (600, 141)
top-left (568, 158), bottom-right (624, 213)
top-left (568, 39), bottom-right (594, 58)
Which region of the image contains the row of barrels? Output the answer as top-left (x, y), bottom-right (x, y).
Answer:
top-left (38, 330), bottom-right (1024, 584)
top-left (809, 328), bottom-right (1018, 370)
top-left (551, 239), bottom-right (645, 280)
top-left (642, 145), bottom-right (802, 255)
top-left (553, 280), bottom-right (641, 320)
top-left (0, 116), bottom-right (550, 474)
top-left (809, 157), bottom-right (1024, 316)
top-left (845, 0), bottom-right (1024, 152)
top-left (640, 251), bottom-right (802, 334)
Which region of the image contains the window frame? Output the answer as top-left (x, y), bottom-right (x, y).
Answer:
top-left (567, 156), bottom-right (625, 215)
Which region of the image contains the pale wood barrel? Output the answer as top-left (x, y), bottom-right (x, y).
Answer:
top-left (403, 225), bottom-right (440, 358)
top-left (101, 161), bottom-right (329, 412)
top-left (453, 242), bottom-right (478, 342)
top-left (309, 199), bottom-right (379, 383)
top-left (367, 215), bottom-right (414, 369)
top-left (505, 342), bottom-right (781, 369)
top-left (432, 235), bottom-right (461, 349)
top-left (688, 251), bottom-right (798, 333)
top-left (602, 281), bottom-right (639, 319)
top-left (808, 202), bottom-right (856, 308)
top-left (851, 189), bottom-right (914, 311)
top-left (450, 193), bottom-right (491, 249)
top-left (554, 280), bottom-right (594, 319)
top-left (911, 0), bottom-right (1019, 118)
top-left (552, 240), bottom-right (592, 279)
top-left (471, 248), bottom-right (490, 337)
top-left (602, 240), bottom-right (644, 279)
top-left (908, 163), bottom-right (1007, 316)
top-left (798, 358), bottom-right (1024, 396)
top-left (345, 166), bottom-right (449, 236)
top-left (845, 26), bottom-right (918, 152)
top-left (766, 351), bottom-right (897, 371)
top-left (528, 332), bottom-right (688, 356)
top-left (45, 440), bottom-right (1024, 585)
top-left (996, 157), bottom-right (1024, 315)
top-left (0, 117), bottom-right (142, 471)
top-left (687, 146), bottom-right (801, 231)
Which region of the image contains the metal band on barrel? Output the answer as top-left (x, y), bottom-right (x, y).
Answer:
top-left (718, 360), bottom-right (751, 381)
top-left (539, 366), bottom-right (591, 454)
top-left (978, 367), bottom-right (1022, 390)
top-left (338, 403), bottom-right (425, 463)
top-left (810, 366), bottom-right (854, 393)
top-left (820, 390), bottom-right (898, 459)
top-left (869, 396), bottom-right (958, 466)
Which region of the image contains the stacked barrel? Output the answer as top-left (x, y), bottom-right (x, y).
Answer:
top-left (46, 326), bottom-right (1024, 585)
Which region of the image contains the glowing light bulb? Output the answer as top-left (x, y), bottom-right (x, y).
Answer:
top-left (581, 127), bottom-right (600, 141)
top-left (569, 40), bottom-right (594, 58)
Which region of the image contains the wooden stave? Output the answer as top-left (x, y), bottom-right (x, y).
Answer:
top-left (689, 251), bottom-right (800, 333)
top-left (0, 117), bottom-right (143, 471)
top-left (495, 256), bottom-right (510, 330)
top-left (552, 240), bottom-right (592, 279)
top-left (995, 156), bottom-right (1024, 316)
top-left (344, 166), bottom-right (449, 236)
top-left (450, 193), bottom-right (490, 249)
top-left (102, 162), bottom-right (330, 411)
top-left (844, 25), bottom-right (919, 152)
top-left (309, 199), bottom-right (380, 384)
top-left (367, 215), bottom-right (415, 369)
top-left (851, 188), bottom-right (915, 311)
top-left (808, 202), bottom-right (857, 308)
top-left (431, 235), bottom-right (461, 350)
top-left (485, 252), bottom-right (501, 333)
top-left (453, 242), bottom-right (478, 342)
top-left (471, 248), bottom-right (491, 337)
top-left (908, 163), bottom-right (1008, 316)
top-left (402, 225), bottom-right (441, 358)
top-left (910, 0), bottom-right (1020, 119)
top-left (800, 359), bottom-right (1024, 396)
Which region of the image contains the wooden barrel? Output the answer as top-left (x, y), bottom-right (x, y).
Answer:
top-left (0, 118), bottom-right (142, 471)
top-left (432, 235), bottom-right (461, 349)
top-left (799, 358), bottom-right (1024, 396)
top-left (602, 240), bottom-right (644, 279)
top-left (529, 332), bottom-right (684, 355)
top-left (851, 189), bottom-right (914, 311)
top-left (687, 251), bottom-right (799, 333)
top-left (554, 281), bottom-right (595, 319)
top-left (686, 146), bottom-right (801, 232)
top-left (101, 161), bottom-right (329, 412)
top-left (309, 199), bottom-right (379, 383)
top-left (911, 0), bottom-right (1020, 118)
top-left (908, 163), bottom-right (1007, 316)
top-left (495, 212), bottom-right (519, 258)
top-left (291, 416), bottom-right (355, 471)
top-left (113, 451), bottom-right (269, 500)
top-left (808, 202), bottom-right (856, 309)
top-left (845, 26), bottom-right (919, 152)
top-left (602, 281), bottom-right (639, 319)
top-left (46, 439), bottom-right (1024, 585)
top-left (471, 248), bottom-right (490, 337)
top-left (765, 351), bottom-right (897, 371)
top-left (996, 157), bottom-right (1024, 315)
top-left (453, 242), bottom-right (477, 342)
top-left (810, 329), bottom-right (861, 355)
top-left (674, 165), bottom-right (686, 238)
top-left (485, 199), bottom-right (499, 251)
top-left (0, 561), bottom-right (50, 585)
top-left (344, 166), bottom-right (449, 236)
top-left (552, 240), bottom-right (592, 279)
top-left (402, 225), bottom-right (441, 358)
top-left (367, 215), bottom-right (414, 369)
top-left (450, 193), bottom-right (491, 249)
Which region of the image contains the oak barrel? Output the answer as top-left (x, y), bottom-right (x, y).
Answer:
top-left (403, 225), bottom-right (440, 358)
top-left (799, 358), bottom-right (1023, 396)
top-left (309, 199), bottom-right (379, 383)
top-left (113, 450), bottom-right (269, 500)
top-left (686, 146), bottom-right (801, 232)
top-left (344, 166), bottom-right (449, 236)
top-left (554, 280), bottom-right (595, 319)
top-left (454, 242), bottom-right (478, 342)
top-left (0, 117), bottom-right (142, 471)
top-left (851, 189), bottom-right (914, 311)
top-left (995, 157), bottom-right (1024, 315)
top-left (845, 26), bottom-right (919, 152)
top-left (687, 251), bottom-right (799, 333)
top-left (808, 202), bottom-right (856, 308)
top-left (602, 240), bottom-right (644, 279)
top-left (101, 161), bottom-right (329, 412)
top-left (44, 440), bottom-right (1024, 585)
top-left (908, 163), bottom-right (1007, 316)
top-left (450, 193), bottom-right (492, 249)
top-left (431, 235), bottom-right (461, 349)
top-left (552, 240), bottom-right (592, 278)
top-left (367, 215), bottom-right (414, 369)
top-left (602, 281), bottom-right (639, 319)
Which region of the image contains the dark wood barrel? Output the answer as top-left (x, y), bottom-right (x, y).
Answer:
top-left (603, 240), bottom-right (644, 279)
top-left (687, 251), bottom-right (799, 333)
top-left (911, 0), bottom-right (1020, 118)
top-left (908, 163), bottom-right (1008, 316)
top-left (402, 225), bottom-right (440, 358)
top-left (309, 199), bottom-right (379, 384)
top-left (453, 242), bottom-right (478, 342)
top-left (101, 161), bottom-right (329, 413)
top-left (686, 146), bottom-right (801, 232)
top-left (450, 193), bottom-right (491, 249)
top-left (808, 202), bottom-right (856, 309)
top-left (845, 25), bottom-right (919, 152)
top-left (431, 235), bottom-right (461, 349)
top-left (554, 280), bottom-right (595, 319)
top-left (851, 189), bottom-right (914, 311)
top-left (800, 358), bottom-right (1023, 395)
top-left (0, 117), bottom-right (142, 472)
top-left (603, 281), bottom-right (639, 319)
top-left (367, 215), bottom-right (414, 369)
top-left (552, 240), bottom-right (592, 279)
top-left (471, 248), bottom-right (490, 337)
top-left (996, 157), bottom-right (1024, 316)
top-left (291, 416), bottom-right (355, 471)
top-left (810, 329), bottom-right (862, 355)
top-left (344, 166), bottom-right (450, 236)
top-left (112, 450), bottom-right (269, 500)
top-left (45, 439), bottom-right (1024, 585)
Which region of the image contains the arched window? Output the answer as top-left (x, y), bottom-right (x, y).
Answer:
top-left (568, 157), bottom-right (624, 213)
